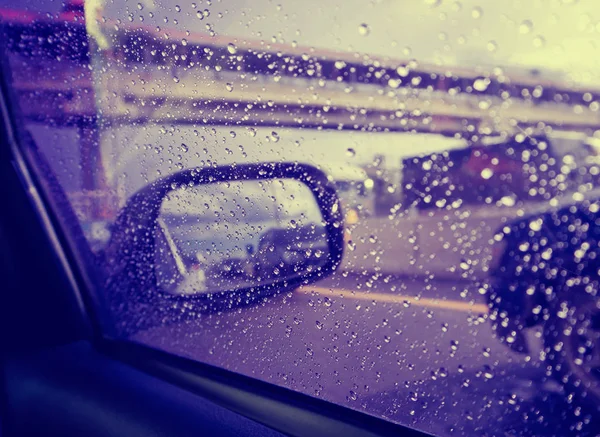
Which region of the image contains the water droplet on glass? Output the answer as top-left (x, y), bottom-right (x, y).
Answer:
top-left (471, 6), bottom-right (482, 19)
top-left (358, 23), bottom-right (370, 36)
top-left (480, 168), bottom-right (494, 179)
top-left (483, 365), bottom-right (494, 379)
top-left (533, 35), bottom-right (546, 48)
top-left (226, 83), bottom-right (234, 92)
top-left (486, 41), bottom-right (498, 52)
top-left (227, 43), bottom-right (238, 55)
top-left (529, 219), bottom-right (543, 231)
top-left (269, 131), bottom-right (280, 142)
top-left (137, 2), bottom-right (144, 10)
top-left (519, 20), bottom-right (533, 34)
top-left (346, 148), bottom-right (356, 157)
top-left (229, 131), bottom-right (236, 138)
top-left (473, 78), bottom-right (489, 92)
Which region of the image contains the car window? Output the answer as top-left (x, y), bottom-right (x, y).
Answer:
top-left (2, 0), bottom-right (600, 436)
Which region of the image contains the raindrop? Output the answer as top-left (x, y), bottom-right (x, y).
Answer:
top-left (388, 78), bottom-right (402, 88)
top-left (306, 347), bottom-right (314, 357)
top-left (358, 23), bottom-right (370, 36)
top-left (480, 168), bottom-right (494, 179)
top-left (471, 6), bottom-right (483, 19)
top-left (246, 127), bottom-right (257, 137)
top-left (519, 20), bottom-right (533, 34)
top-left (473, 78), bottom-right (490, 92)
top-left (533, 35), bottom-right (546, 48)
top-left (137, 2), bottom-right (144, 10)
top-left (315, 320), bottom-right (323, 330)
top-left (173, 77), bottom-right (180, 83)
top-left (229, 131), bottom-right (236, 138)
top-left (269, 131), bottom-right (280, 142)
top-left (347, 240), bottom-right (356, 251)
top-left (346, 148), bottom-right (356, 157)
top-left (529, 219), bottom-right (543, 232)
top-left (225, 83), bottom-right (234, 92)
top-left (500, 196), bottom-right (515, 207)
top-left (483, 365), bottom-right (494, 379)
top-left (175, 4), bottom-right (181, 12)
top-left (486, 41), bottom-right (498, 52)
top-left (348, 390), bottom-right (358, 401)
top-left (180, 143), bottom-right (189, 153)
top-left (227, 43), bottom-right (238, 55)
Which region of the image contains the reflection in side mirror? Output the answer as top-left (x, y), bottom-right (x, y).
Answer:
top-left (154, 179), bottom-right (329, 296)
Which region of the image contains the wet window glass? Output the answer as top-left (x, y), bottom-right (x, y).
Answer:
top-left (2, 0), bottom-right (600, 435)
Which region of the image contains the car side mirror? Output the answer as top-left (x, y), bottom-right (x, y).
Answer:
top-left (102, 162), bottom-right (344, 334)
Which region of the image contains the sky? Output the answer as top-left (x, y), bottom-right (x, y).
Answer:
top-left (98, 0), bottom-right (600, 86)
top-left (2, 0), bottom-right (599, 84)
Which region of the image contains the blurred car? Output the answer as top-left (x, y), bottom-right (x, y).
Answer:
top-left (344, 131), bottom-right (600, 278)
top-left (488, 197), bottom-right (600, 410)
top-left (253, 223), bottom-right (329, 279)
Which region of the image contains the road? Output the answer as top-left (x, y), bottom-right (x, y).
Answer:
top-left (133, 271), bottom-right (600, 437)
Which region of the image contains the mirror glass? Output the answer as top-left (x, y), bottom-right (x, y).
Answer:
top-left (154, 178), bottom-right (329, 295)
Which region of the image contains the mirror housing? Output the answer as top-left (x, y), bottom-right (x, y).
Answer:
top-left (101, 162), bottom-right (344, 334)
